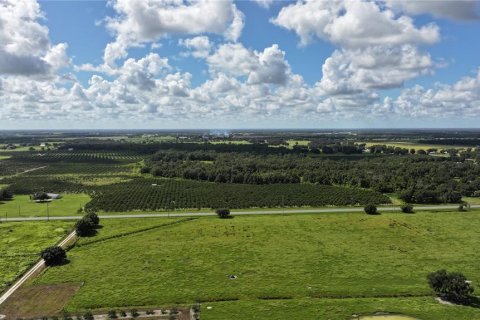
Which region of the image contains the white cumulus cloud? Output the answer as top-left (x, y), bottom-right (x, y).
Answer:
top-left (103, 0), bottom-right (244, 66)
top-left (0, 0), bottom-right (70, 76)
top-left (271, 0), bottom-right (439, 47)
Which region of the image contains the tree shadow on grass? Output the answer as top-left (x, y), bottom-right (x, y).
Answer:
top-left (464, 296), bottom-right (480, 308)
top-left (439, 296), bottom-right (480, 309)
top-left (46, 259), bottom-right (70, 267)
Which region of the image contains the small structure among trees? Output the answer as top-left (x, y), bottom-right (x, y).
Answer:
top-left (427, 269), bottom-right (474, 303)
top-left (31, 192), bottom-right (62, 202)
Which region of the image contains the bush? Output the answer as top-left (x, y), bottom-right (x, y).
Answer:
top-left (364, 204), bottom-right (378, 215)
top-left (131, 309), bottom-right (139, 318)
top-left (400, 204), bottom-right (414, 213)
top-left (119, 311), bottom-right (127, 317)
top-left (83, 312), bottom-right (94, 320)
top-left (107, 310), bottom-right (117, 319)
top-left (216, 208), bottom-right (231, 219)
top-left (140, 166), bottom-right (151, 174)
top-left (427, 269), bottom-right (474, 303)
top-left (75, 218), bottom-right (96, 237)
top-left (0, 188), bottom-right (13, 201)
top-left (41, 246), bottom-right (67, 266)
top-left (84, 211), bottom-right (100, 226)
top-left (458, 202), bottom-right (469, 212)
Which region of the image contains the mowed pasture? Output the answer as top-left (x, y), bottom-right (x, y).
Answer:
top-left (35, 211), bottom-right (480, 318)
top-left (0, 194), bottom-right (90, 218)
top-left (203, 296), bottom-right (480, 320)
top-left (0, 221), bottom-right (72, 292)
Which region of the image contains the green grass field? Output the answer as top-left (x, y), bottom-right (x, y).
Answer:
top-left (0, 221), bottom-right (72, 292)
top-left (0, 193), bottom-right (90, 218)
top-left (203, 296), bottom-right (480, 319)
top-left (34, 211), bottom-right (480, 318)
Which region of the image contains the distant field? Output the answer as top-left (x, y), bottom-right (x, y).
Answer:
top-left (35, 211), bottom-right (480, 318)
top-left (0, 221), bottom-right (71, 292)
top-left (359, 141), bottom-right (466, 151)
top-left (286, 139), bottom-right (310, 148)
top-left (0, 155), bottom-right (11, 160)
top-left (209, 140), bottom-right (252, 145)
top-left (0, 194), bottom-right (90, 218)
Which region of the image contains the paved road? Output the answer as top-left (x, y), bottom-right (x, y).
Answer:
top-left (1, 204), bottom-right (479, 222)
top-left (0, 230), bottom-right (76, 306)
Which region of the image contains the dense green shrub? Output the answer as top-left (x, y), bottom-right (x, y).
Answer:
top-left (41, 246), bottom-right (67, 266)
top-left (401, 204), bottom-right (414, 213)
top-left (427, 269), bottom-right (474, 303)
top-left (75, 218), bottom-right (96, 237)
top-left (364, 204), bottom-right (378, 215)
top-left (130, 309), bottom-right (139, 318)
top-left (83, 312), bottom-right (94, 320)
top-left (107, 310), bottom-right (117, 319)
top-left (216, 208), bottom-right (231, 219)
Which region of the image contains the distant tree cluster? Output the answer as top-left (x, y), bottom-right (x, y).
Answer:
top-left (144, 149), bottom-right (480, 204)
top-left (0, 188), bottom-right (13, 201)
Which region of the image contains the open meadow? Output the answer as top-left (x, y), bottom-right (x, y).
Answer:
top-left (0, 194), bottom-right (90, 218)
top-left (30, 210), bottom-right (480, 319)
top-left (0, 221), bottom-right (72, 292)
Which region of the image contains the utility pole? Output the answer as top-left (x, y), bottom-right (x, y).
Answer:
top-left (282, 195), bottom-right (285, 214)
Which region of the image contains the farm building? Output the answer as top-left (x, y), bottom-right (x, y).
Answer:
top-left (46, 193), bottom-right (62, 199)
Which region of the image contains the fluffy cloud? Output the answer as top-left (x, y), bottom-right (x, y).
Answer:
top-left (207, 43), bottom-right (291, 85)
top-left (179, 36), bottom-right (212, 58)
top-left (392, 69), bottom-right (480, 118)
top-left (254, 0), bottom-right (274, 9)
top-left (271, 0), bottom-right (439, 47)
top-left (386, 0), bottom-right (480, 21)
top-left (0, 0), bottom-right (70, 76)
top-left (103, 0), bottom-right (244, 66)
top-left (318, 45), bottom-right (433, 94)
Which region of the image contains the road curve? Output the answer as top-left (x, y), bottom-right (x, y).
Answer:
top-left (0, 230), bottom-right (76, 306)
top-left (1, 204), bottom-right (479, 222)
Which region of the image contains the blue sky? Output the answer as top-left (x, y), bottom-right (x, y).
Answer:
top-left (0, 0), bottom-right (480, 129)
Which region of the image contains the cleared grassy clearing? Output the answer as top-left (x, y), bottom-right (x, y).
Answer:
top-left (0, 221), bottom-right (72, 292)
top-left (0, 193), bottom-right (90, 218)
top-left (286, 139), bottom-right (310, 148)
top-left (36, 211), bottom-right (480, 316)
top-left (463, 197), bottom-right (480, 205)
top-left (202, 297), bottom-right (480, 320)
top-left (359, 141), bottom-right (466, 151)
